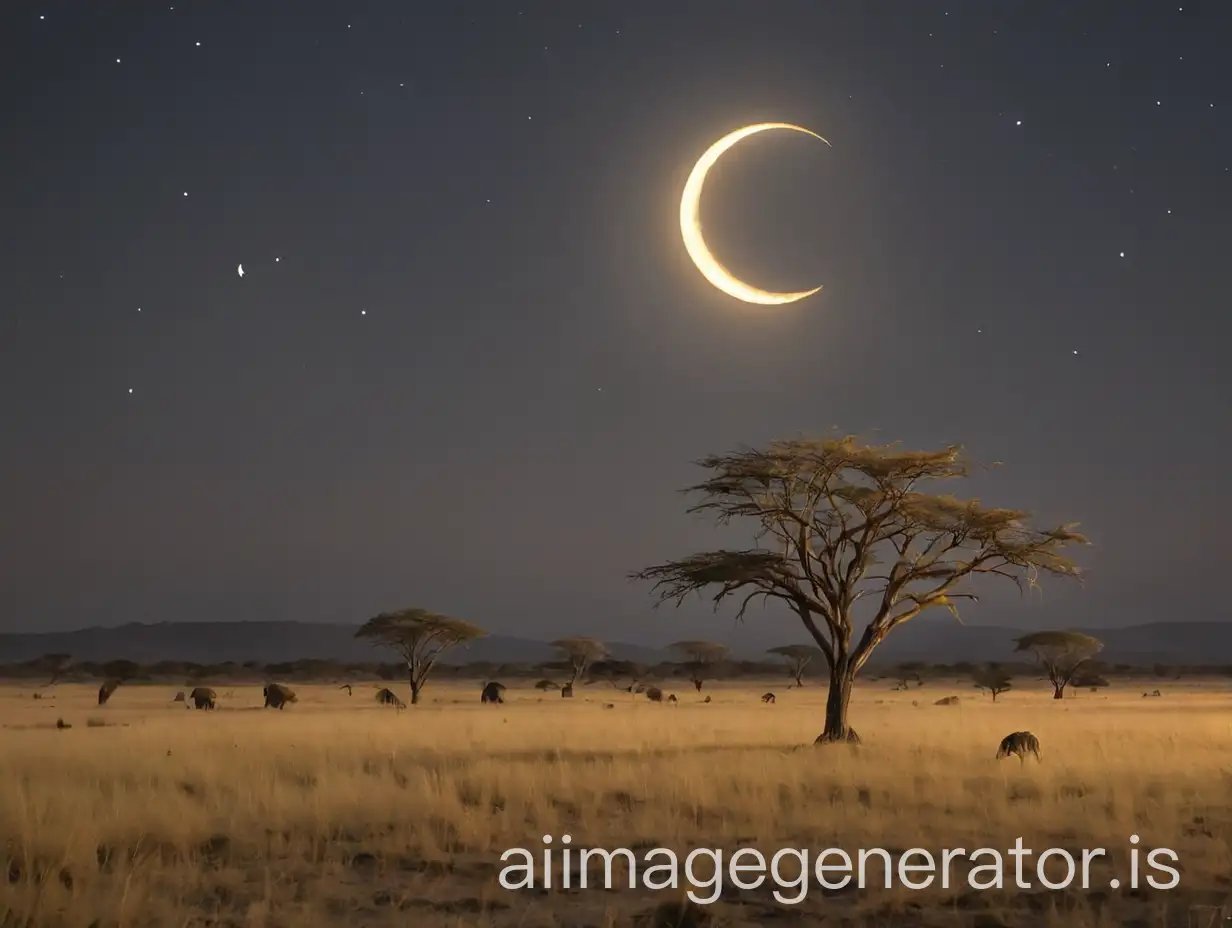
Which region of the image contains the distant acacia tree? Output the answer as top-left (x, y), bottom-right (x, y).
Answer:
top-left (632, 436), bottom-right (1087, 744)
top-left (587, 659), bottom-right (649, 693)
top-left (355, 608), bottom-right (487, 705)
top-left (1014, 630), bottom-right (1103, 700)
top-left (30, 653), bottom-right (73, 685)
top-left (669, 640), bottom-right (729, 692)
top-left (767, 644), bottom-right (823, 687)
top-left (971, 664), bottom-right (1013, 702)
top-left (551, 637), bottom-right (608, 696)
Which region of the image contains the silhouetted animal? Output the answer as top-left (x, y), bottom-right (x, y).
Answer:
top-left (339, 684), bottom-right (352, 696)
top-left (644, 686), bottom-right (663, 703)
top-left (561, 683), bottom-right (574, 698)
top-left (761, 692), bottom-right (776, 704)
top-left (1142, 689), bottom-right (1162, 698)
top-left (172, 691), bottom-right (186, 703)
top-left (189, 687), bottom-right (216, 710)
top-left (32, 693), bottom-right (42, 700)
top-left (56, 718), bottom-right (71, 729)
top-left (703, 695), bottom-right (711, 704)
top-left (263, 683), bottom-right (298, 709)
top-left (667, 693), bottom-right (677, 704)
top-left (375, 687), bottom-right (406, 709)
top-left (603, 703), bottom-right (615, 709)
top-left (996, 731), bottom-right (1042, 763)
top-left (481, 681), bottom-right (506, 704)
top-left (97, 679), bottom-right (120, 706)
top-left (935, 695), bottom-right (960, 706)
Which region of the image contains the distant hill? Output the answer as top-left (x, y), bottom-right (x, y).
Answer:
top-left (0, 620), bottom-right (1228, 668)
top-left (0, 621), bottom-right (671, 667)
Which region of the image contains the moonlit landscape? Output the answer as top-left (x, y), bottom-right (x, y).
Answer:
top-left (3, 3), bottom-right (1230, 926)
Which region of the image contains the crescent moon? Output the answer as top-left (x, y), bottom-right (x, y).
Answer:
top-left (680, 122), bottom-right (830, 305)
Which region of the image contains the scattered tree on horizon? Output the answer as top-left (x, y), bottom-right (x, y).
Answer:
top-left (631, 435), bottom-right (1087, 744)
top-left (31, 653), bottom-right (73, 686)
top-left (586, 659), bottom-right (650, 693)
top-left (355, 608), bottom-right (487, 705)
top-left (767, 644), bottom-right (823, 687)
top-left (668, 640), bottom-right (729, 692)
top-left (1014, 630), bottom-right (1104, 700)
top-left (551, 637), bottom-right (608, 696)
top-left (971, 663), bottom-right (1013, 701)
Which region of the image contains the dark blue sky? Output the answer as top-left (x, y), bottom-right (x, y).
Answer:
top-left (2, 2), bottom-right (1228, 647)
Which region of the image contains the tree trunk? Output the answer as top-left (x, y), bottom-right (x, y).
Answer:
top-left (793, 668), bottom-right (804, 687)
top-left (1052, 683), bottom-right (1064, 700)
top-left (692, 678), bottom-right (703, 692)
top-left (815, 658), bottom-right (860, 745)
top-left (409, 675), bottom-right (421, 705)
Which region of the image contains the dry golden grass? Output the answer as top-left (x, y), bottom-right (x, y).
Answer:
top-left (3, 677), bottom-right (1232, 927)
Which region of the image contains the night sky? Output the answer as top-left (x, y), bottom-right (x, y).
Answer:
top-left (3, 2), bottom-right (1229, 647)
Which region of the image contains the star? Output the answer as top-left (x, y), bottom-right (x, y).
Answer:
top-left (237, 264), bottom-right (244, 278)
top-left (127, 388), bottom-right (133, 394)
top-left (360, 309), bottom-right (367, 316)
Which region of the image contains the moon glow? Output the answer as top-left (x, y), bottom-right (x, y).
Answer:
top-left (679, 122), bottom-right (829, 305)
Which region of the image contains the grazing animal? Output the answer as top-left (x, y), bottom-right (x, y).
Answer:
top-left (97, 679), bottom-right (120, 706)
top-left (263, 683), bottom-right (298, 710)
top-left (761, 692), bottom-right (776, 704)
top-left (32, 693), bottom-right (42, 700)
top-left (603, 703), bottom-right (615, 709)
top-left (934, 695), bottom-right (960, 706)
top-left (481, 681), bottom-right (506, 704)
top-left (644, 686), bottom-right (663, 703)
top-left (172, 691), bottom-right (186, 703)
top-left (56, 718), bottom-right (71, 729)
top-left (703, 695), bottom-right (711, 704)
top-left (339, 684), bottom-right (352, 696)
top-left (996, 731), bottom-right (1042, 763)
top-left (189, 687), bottom-right (216, 710)
top-left (667, 693), bottom-right (677, 704)
top-left (1142, 689), bottom-right (1162, 698)
top-left (375, 687), bottom-right (406, 709)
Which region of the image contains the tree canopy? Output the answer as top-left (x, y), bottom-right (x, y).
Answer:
top-left (355, 608), bottom-right (487, 704)
top-left (767, 644), bottom-right (823, 686)
top-left (551, 637), bottom-right (608, 690)
top-left (632, 435), bottom-right (1087, 743)
top-left (1014, 630), bottom-right (1103, 699)
top-left (971, 663), bottom-right (1013, 701)
top-left (669, 640), bottom-right (729, 691)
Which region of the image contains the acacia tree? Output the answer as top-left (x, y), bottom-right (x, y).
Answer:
top-left (587, 660), bottom-right (649, 693)
top-left (355, 608), bottom-right (487, 705)
top-left (767, 644), bottom-right (822, 687)
top-left (29, 653), bottom-right (73, 685)
top-left (972, 664), bottom-right (1013, 702)
top-left (1013, 630), bottom-right (1103, 700)
top-left (669, 640), bottom-right (729, 691)
top-left (631, 436), bottom-right (1087, 744)
top-left (551, 637), bottom-right (608, 696)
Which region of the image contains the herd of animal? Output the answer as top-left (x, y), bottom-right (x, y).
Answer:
top-left (82, 676), bottom-right (1045, 763)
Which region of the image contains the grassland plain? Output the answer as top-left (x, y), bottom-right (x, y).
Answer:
top-left (3, 678), bottom-right (1231, 927)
